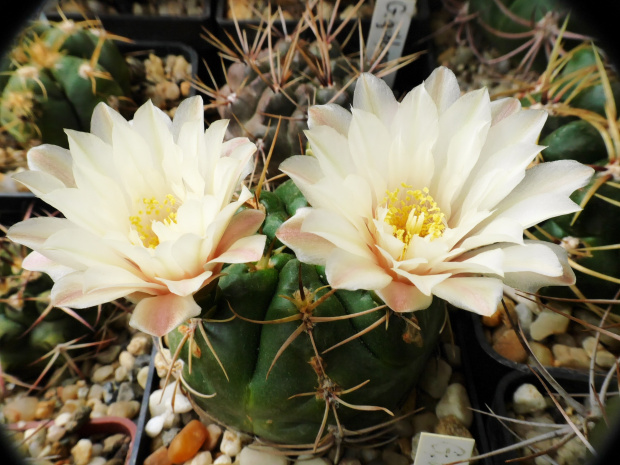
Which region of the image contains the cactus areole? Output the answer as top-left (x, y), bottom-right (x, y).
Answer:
top-left (167, 260), bottom-right (445, 445)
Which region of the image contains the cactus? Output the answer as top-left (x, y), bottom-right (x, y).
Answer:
top-left (166, 180), bottom-right (446, 448)
top-left (197, 2), bottom-right (423, 182)
top-left (0, 16), bottom-right (131, 149)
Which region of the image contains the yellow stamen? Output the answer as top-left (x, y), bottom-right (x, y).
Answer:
top-left (383, 184), bottom-right (445, 256)
top-left (129, 194), bottom-right (178, 248)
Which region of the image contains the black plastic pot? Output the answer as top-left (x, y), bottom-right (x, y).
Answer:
top-left (486, 369), bottom-right (617, 465)
top-left (43, 0), bottom-right (212, 55)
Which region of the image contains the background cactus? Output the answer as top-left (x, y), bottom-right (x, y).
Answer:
top-left (0, 16), bottom-right (132, 149)
top-left (197, 2), bottom-right (424, 182)
top-left (166, 180), bottom-right (446, 447)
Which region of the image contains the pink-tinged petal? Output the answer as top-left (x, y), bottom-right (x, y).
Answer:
top-left (8, 217), bottom-right (72, 249)
top-left (433, 248), bottom-right (505, 277)
top-left (129, 293), bottom-right (201, 337)
top-left (489, 97), bottom-right (521, 125)
top-left (12, 170), bottom-right (67, 197)
top-left (325, 249), bottom-right (392, 291)
top-left (210, 235), bottom-right (266, 264)
top-left (353, 73), bottom-right (398, 125)
top-left (276, 208), bottom-right (335, 266)
top-left (308, 103), bottom-right (352, 135)
top-left (82, 265), bottom-right (165, 294)
top-left (214, 209), bottom-right (265, 256)
top-left (502, 241), bottom-right (575, 292)
top-left (155, 270), bottom-right (215, 296)
top-left (392, 269), bottom-right (451, 295)
top-left (432, 277), bottom-right (504, 316)
top-left (423, 66), bottom-right (461, 114)
top-left (27, 144), bottom-right (76, 187)
top-left (375, 280), bottom-right (433, 312)
top-left (51, 272), bottom-right (138, 309)
top-left (22, 251), bottom-right (74, 281)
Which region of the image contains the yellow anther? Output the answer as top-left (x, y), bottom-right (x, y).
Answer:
top-left (382, 184), bottom-right (445, 258)
top-left (129, 194), bottom-right (179, 248)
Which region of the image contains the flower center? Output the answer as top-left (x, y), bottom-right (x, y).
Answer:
top-left (383, 185), bottom-right (445, 247)
top-left (129, 194), bottom-right (178, 248)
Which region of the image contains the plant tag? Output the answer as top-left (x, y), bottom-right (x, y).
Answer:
top-left (366, 0), bottom-right (418, 87)
top-left (413, 432), bottom-right (476, 465)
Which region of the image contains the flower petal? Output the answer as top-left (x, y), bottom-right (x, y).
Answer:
top-left (130, 293), bottom-right (201, 337)
top-left (353, 73), bottom-right (398, 125)
top-left (276, 208), bottom-right (335, 265)
top-left (308, 103), bottom-right (352, 135)
top-left (326, 249), bottom-right (392, 291)
top-left (432, 277), bottom-right (504, 316)
top-left (375, 280), bottom-right (433, 312)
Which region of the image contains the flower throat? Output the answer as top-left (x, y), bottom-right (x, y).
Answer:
top-left (129, 194), bottom-right (178, 248)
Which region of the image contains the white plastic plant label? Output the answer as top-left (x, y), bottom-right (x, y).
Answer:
top-left (413, 432), bottom-right (476, 465)
top-left (365, 0), bottom-right (418, 87)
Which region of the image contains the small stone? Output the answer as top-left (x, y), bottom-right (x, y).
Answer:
top-left (513, 383), bottom-right (547, 414)
top-left (435, 383), bottom-right (472, 428)
top-left (189, 451), bottom-right (213, 465)
top-left (382, 450), bottom-right (409, 465)
top-left (87, 457), bottom-right (106, 465)
top-left (434, 415), bottom-right (473, 438)
top-left (144, 446), bottom-right (173, 465)
top-left (91, 365), bottom-right (115, 384)
top-left (89, 400), bottom-right (109, 418)
top-left (168, 419), bottom-right (209, 463)
top-left (60, 384), bottom-right (80, 402)
top-left (530, 307), bottom-right (571, 341)
top-left (77, 386), bottom-right (89, 400)
top-left (213, 455), bottom-right (232, 464)
top-left (293, 457), bottom-right (330, 465)
top-left (24, 426), bottom-right (46, 457)
top-left (137, 366), bottom-right (150, 389)
top-left (46, 424), bottom-right (66, 443)
top-left (35, 400), bottom-right (56, 420)
top-left (575, 309), bottom-right (620, 350)
top-left (492, 326), bottom-right (527, 363)
top-left (556, 435), bottom-right (587, 465)
top-left (116, 382), bottom-right (135, 402)
top-left (95, 345), bottom-right (122, 364)
top-left (596, 350), bottom-right (617, 368)
top-left (419, 358), bottom-right (452, 399)
top-left (204, 424), bottom-right (222, 451)
top-left (3, 396), bottom-right (38, 422)
top-left (54, 412), bottom-right (72, 427)
top-left (127, 333), bottom-right (152, 355)
top-left (146, 414), bottom-right (166, 438)
top-left (528, 341), bottom-right (554, 367)
top-left (238, 446), bottom-right (288, 465)
top-left (115, 366), bottom-right (128, 383)
top-left (71, 438), bottom-right (93, 465)
top-left (103, 433), bottom-right (129, 455)
top-left (220, 429), bottom-right (242, 457)
top-left (442, 343), bottom-right (462, 367)
top-left (552, 344), bottom-right (591, 369)
top-left (88, 384), bottom-right (105, 402)
top-left (412, 411), bottom-right (438, 434)
top-left (119, 351), bottom-right (136, 370)
top-left (514, 302), bottom-right (533, 332)
top-left (162, 427), bottom-right (181, 447)
top-left (59, 399), bottom-right (83, 415)
top-left (107, 400), bottom-right (140, 419)
top-left (65, 405), bottom-right (92, 433)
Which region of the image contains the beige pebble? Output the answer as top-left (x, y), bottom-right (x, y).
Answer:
top-left (492, 326), bottom-right (527, 363)
top-left (35, 400), bottom-right (56, 420)
top-left (528, 341), bottom-right (554, 367)
top-left (213, 455), bottom-right (232, 464)
top-left (127, 333), bottom-right (152, 355)
top-left (115, 366), bottom-right (128, 383)
top-left (3, 396), bottom-right (38, 423)
top-left (91, 365), bottom-right (115, 383)
top-left (189, 451), bottom-right (213, 465)
top-left (220, 430), bottom-right (243, 457)
top-left (46, 424), bottom-right (66, 443)
top-left (513, 383), bottom-right (546, 414)
top-left (71, 438), bottom-right (93, 465)
top-left (419, 358), bottom-right (452, 399)
top-left (434, 415), bottom-right (473, 438)
top-left (137, 366), bottom-right (150, 389)
top-left (107, 400), bottom-right (140, 419)
top-left (204, 423), bottom-right (223, 451)
top-left (89, 400), bottom-right (108, 418)
top-left (60, 384), bottom-right (80, 402)
top-left (435, 383), bottom-right (472, 428)
top-left (119, 351), bottom-right (136, 370)
top-left (54, 412), bottom-right (72, 427)
top-left (530, 307), bottom-right (571, 341)
top-left (87, 457), bottom-right (107, 465)
top-left (552, 344), bottom-right (591, 369)
top-left (238, 446), bottom-right (288, 465)
top-left (95, 345), bottom-right (121, 364)
top-left (412, 411), bottom-right (438, 435)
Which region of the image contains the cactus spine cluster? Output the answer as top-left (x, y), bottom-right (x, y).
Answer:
top-left (0, 17), bottom-right (131, 148)
top-left (167, 180), bottom-right (446, 447)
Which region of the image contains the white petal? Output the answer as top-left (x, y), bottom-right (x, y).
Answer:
top-left (308, 104), bottom-right (352, 135)
top-left (353, 73), bottom-right (398, 125)
top-left (51, 272), bottom-right (137, 308)
top-left (8, 217), bottom-right (72, 249)
top-left (423, 66), bottom-right (461, 115)
top-left (433, 277), bottom-right (504, 316)
top-left (22, 251), bottom-right (74, 281)
top-left (156, 270), bottom-right (214, 296)
top-left (305, 125), bottom-right (355, 179)
top-left (129, 293), bottom-right (201, 337)
top-left (276, 208), bottom-right (335, 265)
top-left (27, 144), bottom-right (75, 187)
top-left (325, 249), bottom-right (392, 290)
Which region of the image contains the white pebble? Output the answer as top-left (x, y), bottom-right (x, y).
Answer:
top-left (54, 412), bottom-right (72, 427)
top-left (530, 307), bottom-right (571, 341)
top-left (91, 365), bottom-right (115, 383)
top-left (145, 414), bottom-right (166, 438)
top-left (293, 458), bottom-right (330, 465)
top-left (71, 438), bottom-right (93, 465)
top-left (87, 457), bottom-right (107, 465)
top-left (238, 446), bottom-right (288, 465)
top-left (189, 450), bottom-right (213, 465)
top-left (220, 430), bottom-right (243, 457)
top-left (46, 424), bottom-right (66, 442)
top-left (435, 383), bottom-right (472, 428)
top-left (213, 455), bottom-right (232, 464)
top-left (513, 383), bottom-right (547, 414)
top-left (114, 366), bottom-right (128, 383)
top-left (119, 351), bottom-right (136, 370)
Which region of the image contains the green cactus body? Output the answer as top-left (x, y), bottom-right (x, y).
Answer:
top-left (167, 180), bottom-right (446, 445)
top-left (0, 19), bottom-right (131, 148)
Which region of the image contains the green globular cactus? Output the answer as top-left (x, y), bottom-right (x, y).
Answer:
top-left (0, 17), bottom-right (131, 148)
top-left (166, 180), bottom-right (446, 446)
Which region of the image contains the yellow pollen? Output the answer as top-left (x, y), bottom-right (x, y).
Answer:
top-left (383, 184), bottom-right (445, 251)
top-left (129, 194), bottom-right (178, 248)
